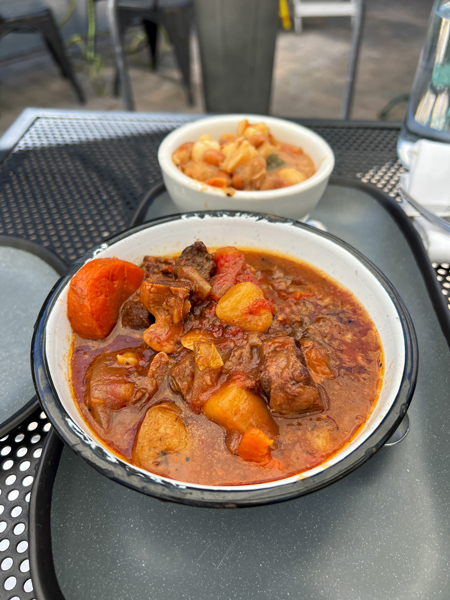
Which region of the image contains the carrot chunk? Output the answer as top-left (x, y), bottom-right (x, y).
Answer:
top-left (205, 177), bottom-right (228, 188)
top-left (237, 427), bottom-right (274, 464)
top-left (67, 258), bottom-right (144, 340)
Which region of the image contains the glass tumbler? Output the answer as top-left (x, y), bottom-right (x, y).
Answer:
top-left (397, 0), bottom-right (450, 167)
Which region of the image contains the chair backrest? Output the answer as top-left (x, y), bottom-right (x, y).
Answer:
top-left (292, 0), bottom-right (365, 119)
top-left (0, 0), bottom-right (50, 21)
top-left (293, 1), bottom-right (359, 32)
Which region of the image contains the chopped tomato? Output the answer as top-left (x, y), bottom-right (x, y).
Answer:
top-left (242, 298), bottom-right (275, 316)
top-left (211, 247), bottom-right (260, 299)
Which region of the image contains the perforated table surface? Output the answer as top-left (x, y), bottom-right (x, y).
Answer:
top-left (0, 110), bottom-right (449, 600)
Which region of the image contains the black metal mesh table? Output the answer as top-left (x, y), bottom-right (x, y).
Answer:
top-left (0, 110), bottom-right (449, 599)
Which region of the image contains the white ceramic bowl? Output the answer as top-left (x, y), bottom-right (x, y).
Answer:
top-left (157, 114), bottom-right (335, 220)
top-left (32, 212), bottom-right (417, 508)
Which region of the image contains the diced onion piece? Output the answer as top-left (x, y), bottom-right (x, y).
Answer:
top-left (181, 329), bottom-right (211, 350)
top-left (222, 140), bottom-right (258, 172)
top-left (194, 342), bottom-right (224, 371)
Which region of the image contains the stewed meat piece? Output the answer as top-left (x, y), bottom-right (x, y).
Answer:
top-left (169, 346), bottom-right (223, 413)
top-left (174, 241), bottom-right (216, 301)
top-left (120, 291), bottom-right (151, 330)
top-left (259, 336), bottom-right (324, 416)
top-left (170, 353), bottom-right (195, 402)
top-left (140, 279), bottom-right (192, 353)
top-left (86, 347), bottom-right (170, 429)
top-left (174, 241), bottom-right (216, 280)
top-left (142, 256), bottom-right (175, 278)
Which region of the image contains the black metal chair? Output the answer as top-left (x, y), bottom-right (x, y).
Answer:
top-left (0, 0), bottom-right (85, 104)
top-left (291, 0), bottom-right (365, 120)
top-left (105, 0), bottom-right (193, 111)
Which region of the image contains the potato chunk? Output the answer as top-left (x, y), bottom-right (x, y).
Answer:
top-left (278, 168), bottom-right (307, 186)
top-left (191, 139), bottom-right (220, 162)
top-left (172, 142), bottom-right (194, 167)
top-left (216, 282), bottom-right (273, 332)
top-left (203, 380), bottom-right (278, 437)
top-left (133, 402), bottom-right (188, 467)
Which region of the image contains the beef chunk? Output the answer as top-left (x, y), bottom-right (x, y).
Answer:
top-left (148, 351), bottom-right (172, 384)
top-left (169, 348), bottom-right (223, 413)
top-left (86, 347), bottom-right (165, 430)
top-left (142, 256), bottom-right (175, 278)
top-left (121, 292), bottom-right (151, 330)
top-left (260, 336), bottom-right (323, 416)
top-left (174, 242), bottom-right (216, 302)
top-left (170, 353), bottom-right (195, 401)
top-left (221, 337), bottom-right (261, 391)
top-left (148, 277), bottom-right (194, 292)
top-left (174, 241), bottom-right (215, 280)
top-left (140, 280), bottom-right (191, 353)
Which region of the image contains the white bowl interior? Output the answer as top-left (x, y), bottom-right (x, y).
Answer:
top-left (158, 114), bottom-right (334, 200)
top-left (45, 215), bottom-right (405, 491)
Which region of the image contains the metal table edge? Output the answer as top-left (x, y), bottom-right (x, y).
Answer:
top-left (0, 109), bottom-right (402, 164)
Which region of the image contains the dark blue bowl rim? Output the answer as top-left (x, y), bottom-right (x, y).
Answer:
top-left (31, 210), bottom-right (418, 508)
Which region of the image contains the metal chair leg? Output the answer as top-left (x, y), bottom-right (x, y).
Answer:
top-left (107, 0), bottom-right (135, 111)
top-left (143, 18), bottom-right (159, 71)
top-left (39, 11), bottom-right (86, 103)
top-left (112, 10), bottom-right (134, 98)
top-left (160, 6), bottom-right (194, 106)
top-left (341, 0), bottom-right (365, 120)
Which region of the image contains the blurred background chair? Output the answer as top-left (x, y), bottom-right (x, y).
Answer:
top-left (193, 0), bottom-right (279, 115)
top-left (0, 0), bottom-right (85, 103)
top-left (105, 0), bottom-right (193, 111)
top-left (292, 0), bottom-right (365, 119)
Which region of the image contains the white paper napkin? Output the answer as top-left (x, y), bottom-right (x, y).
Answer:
top-left (400, 139), bottom-right (450, 217)
top-left (399, 139), bottom-right (450, 262)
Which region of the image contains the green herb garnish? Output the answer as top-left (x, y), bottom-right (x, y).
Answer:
top-left (266, 153), bottom-right (286, 171)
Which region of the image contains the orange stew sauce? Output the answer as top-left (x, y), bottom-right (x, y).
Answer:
top-left (69, 244), bottom-right (383, 486)
top-left (172, 119), bottom-right (316, 193)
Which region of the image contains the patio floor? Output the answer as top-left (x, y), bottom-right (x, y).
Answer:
top-left (0, 0), bottom-right (433, 136)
